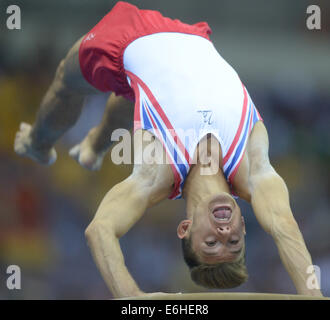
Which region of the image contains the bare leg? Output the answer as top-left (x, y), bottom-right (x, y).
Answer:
top-left (91, 94), bottom-right (133, 154)
top-left (14, 35), bottom-right (99, 165)
top-left (69, 94), bottom-right (133, 170)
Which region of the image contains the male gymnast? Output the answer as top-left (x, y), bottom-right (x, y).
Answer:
top-left (14, 2), bottom-right (323, 298)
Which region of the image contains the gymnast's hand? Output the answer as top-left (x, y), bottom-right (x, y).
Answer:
top-left (14, 122), bottom-right (57, 166)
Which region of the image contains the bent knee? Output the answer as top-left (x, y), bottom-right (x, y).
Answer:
top-left (85, 219), bottom-right (116, 243)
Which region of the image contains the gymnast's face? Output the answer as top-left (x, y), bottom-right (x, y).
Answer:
top-left (178, 193), bottom-right (246, 264)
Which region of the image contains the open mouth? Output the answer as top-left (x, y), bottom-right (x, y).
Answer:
top-left (212, 206), bottom-right (232, 222)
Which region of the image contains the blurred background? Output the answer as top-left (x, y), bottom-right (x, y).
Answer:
top-left (0, 0), bottom-right (329, 299)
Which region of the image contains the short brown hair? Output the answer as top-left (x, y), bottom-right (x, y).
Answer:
top-left (181, 236), bottom-right (248, 289)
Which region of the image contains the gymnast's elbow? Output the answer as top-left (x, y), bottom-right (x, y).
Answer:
top-left (85, 219), bottom-right (118, 247)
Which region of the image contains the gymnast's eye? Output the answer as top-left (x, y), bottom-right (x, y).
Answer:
top-left (206, 241), bottom-right (217, 247)
top-left (229, 239), bottom-right (239, 245)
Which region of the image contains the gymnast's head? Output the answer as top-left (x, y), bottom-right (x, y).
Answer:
top-left (177, 193), bottom-right (248, 289)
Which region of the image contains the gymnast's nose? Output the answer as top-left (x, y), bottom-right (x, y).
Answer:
top-left (217, 226), bottom-right (231, 239)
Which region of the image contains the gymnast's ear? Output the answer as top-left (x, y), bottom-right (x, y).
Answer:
top-left (177, 220), bottom-right (192, 239)
top-left (241, 216), bottom-right (246, 235)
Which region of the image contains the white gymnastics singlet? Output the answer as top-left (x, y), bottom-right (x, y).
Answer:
top-left (123, 32), bottom-right (262, 199)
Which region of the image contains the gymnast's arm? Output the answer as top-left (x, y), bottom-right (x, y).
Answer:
top-left (85, 133), bottom-right (174, 298)
top-left (246, 122), bottom-right (322, 296)
top-left (85, 175), bottom-right (151, 298)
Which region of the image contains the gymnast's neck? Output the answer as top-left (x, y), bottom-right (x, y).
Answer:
top-left (182, 162), bottom-right (231, 217)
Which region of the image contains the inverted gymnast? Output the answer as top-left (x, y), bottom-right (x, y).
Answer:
top-left (14, 2), bottom-right (323, 298)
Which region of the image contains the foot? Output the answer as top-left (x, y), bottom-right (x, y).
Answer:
top-left (14, 122), bottom-right (57, 165)
top-left (69, 127), bottom-right (107, 171)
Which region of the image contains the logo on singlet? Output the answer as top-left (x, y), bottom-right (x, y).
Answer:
top-left (84, 33), bottom-right (95, 42)
top-left (197, 110), bottom-right (213, 125)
